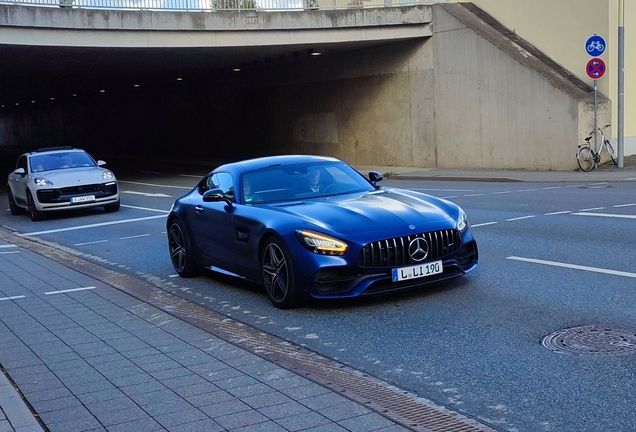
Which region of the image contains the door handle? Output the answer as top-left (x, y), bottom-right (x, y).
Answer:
top-left (195, 205), bottom-right (204, 214)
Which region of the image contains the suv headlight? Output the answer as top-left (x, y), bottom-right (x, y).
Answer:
top-left (34, 178), bottom-right (53, 187)
top-left (457, 207), bottom-right (468, 233)
top-left (102, 171), bottom-right (115, 180)
top-left (296, 230), bottom-right (348, 256)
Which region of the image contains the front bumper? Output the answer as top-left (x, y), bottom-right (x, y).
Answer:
top-left (35, 182), bottom-right (119, 211)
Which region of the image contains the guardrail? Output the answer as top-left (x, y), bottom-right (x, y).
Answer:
top-left (2, 0), bottom-right (445, 11)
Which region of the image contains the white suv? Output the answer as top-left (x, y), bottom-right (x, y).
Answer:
top-left (7, 146), bottom-right (120, 221)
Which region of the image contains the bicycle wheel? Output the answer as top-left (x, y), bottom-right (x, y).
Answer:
top-left (605, 140), bottom-right (617, 164)
top-left (577, 146), bottom-right (595, 172)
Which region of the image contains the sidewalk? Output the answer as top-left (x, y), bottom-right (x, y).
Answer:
top-left (354, 154), bottom-right (636, 183)
top-left (0, 232), bottom-right (496, 432)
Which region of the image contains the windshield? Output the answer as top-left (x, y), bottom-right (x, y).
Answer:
top-left (241, 161), bottom-right (375, 204)
top-left (30, 152), bottom-right (97, 173)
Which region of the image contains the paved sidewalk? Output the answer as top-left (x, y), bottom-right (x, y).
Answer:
top-left (354, 154), bottom-right (636, 183)
top-left (0, 240), bottom-right (411, 432)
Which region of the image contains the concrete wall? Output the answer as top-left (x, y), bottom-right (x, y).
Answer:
top-left (452, 0), bottom-right (635, 156)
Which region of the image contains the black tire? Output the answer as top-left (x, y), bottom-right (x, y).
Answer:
top-left (576, 146), bottom-right (595, 172)
top-left (27, 191), bottom-right (45, 221)
top-left (605, 140), bottom-right (617, 164)
top-left (168, 219), bottom-right (199, 277)
top-left (7, 188), bottom-right (25, 216)
top-left (104, 200), bottom-right (121, 212)
top-left (261, 237), bottom-right (301, 309)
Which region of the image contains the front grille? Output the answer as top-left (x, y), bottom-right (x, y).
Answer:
top-left (313, 268), bottom-right (357, 294)
top-left (60, 184), bottom-right (102, 195)
top-left (456, 243), bottom-right (477, 268)
top-left (37, 182), bottom-right (118, 204)
top-left (358, 229), bottom-right (461, 268)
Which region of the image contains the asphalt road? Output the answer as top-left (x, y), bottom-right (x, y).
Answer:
top-left (2, 169), bottom-right (635, 432)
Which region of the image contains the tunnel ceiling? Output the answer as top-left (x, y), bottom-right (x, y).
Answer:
top-left (0, 40), bottom-right (396, 106)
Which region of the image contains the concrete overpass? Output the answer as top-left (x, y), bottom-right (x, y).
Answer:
top-left (0, 3), bottom-right (609, 170)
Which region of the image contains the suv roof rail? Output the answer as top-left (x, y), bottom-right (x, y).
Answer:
top-left (33, 146), bottom-right (75, 152)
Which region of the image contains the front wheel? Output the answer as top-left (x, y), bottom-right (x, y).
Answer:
top-left (261, 237), bottom-right (301, 309)
top-left (576, 146), bottom-right (595, 172)
top-left (605, 140), bottom-right (618, 164)
top-left (27, 191), bottom-right (45, 221)
top-left (168, 219), bottom-right (200, 277)
top-left (104, 200), bottom-right (120, 212)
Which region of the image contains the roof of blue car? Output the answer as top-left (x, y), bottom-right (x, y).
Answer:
top-left (221, 155), bottom-right (341, 172)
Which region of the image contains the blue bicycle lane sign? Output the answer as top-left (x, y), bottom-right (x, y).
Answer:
top-left (586, 35), bottom-right (606, 57)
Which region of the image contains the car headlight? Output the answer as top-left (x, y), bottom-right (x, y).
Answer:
top-left (295, 230), bottom-right (348, 256)
top-left (457, 207), bottom-right (468, 233)
top-left (102, 171), bottom-right (115, 180)
top-left (34, 177), bottom-right (53, 187)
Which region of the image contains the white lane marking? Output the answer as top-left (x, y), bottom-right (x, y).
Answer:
top-left (19, 215), bottom-right (168, 237)
top-left (517, 189), bottom-right (537, 192)
top-left (45, 287), bottom-right (96, 295)
top-left (544, 211), bottom-right (573, 215)
top-left (627, 177), bottom-right (636, 181)
top-left (565, 184), bottom-right (585, 188)
top-left (492, 191), bottom-right (512, 195)
top-left (121, 205), bottom-right (170, 213)
top-left (613, 204), bottom-right (636, 208)
top-left (180, 174), bottom-right (204, 178)
top-left (573, 212), bottom-right (636, 220)
top-left (588, 182), bottom-right (608, 186)
top-left (0, 296), bottom-right (26, 301)
top-left (414, 188), bottom-right (474, 192)
top-left (0, 251), bottom-right (20, 255)
top-left (507, 256), bottom-right (636, 279)
top-left (0, 245), bottom-right (18, 249)
top-left (441, 196), bottom-right (458, 199)
top-left (471, 222), bottom-right (498, 227)
top-left (505, 215), bottom-right (536, 221)
top-left (169, 274), bottom-right (179, 278)
top-left (465, 193), bottom-right (485, 197)
top-left (542, 186), bottom-right (561, 190)
top-left (120, 234), bottom-right (150, 240)
top-left (122, 191), bottom-right (172, 198)
top-left (119, 180), bottom-right (191, 190)
top-left (579, 207), bottom-right (605, 211)
top-left (74, 240), bottom-right (108, 246)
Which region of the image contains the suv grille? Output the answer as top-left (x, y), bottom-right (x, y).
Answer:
top-left (358, 229), bottom-right (461, 268)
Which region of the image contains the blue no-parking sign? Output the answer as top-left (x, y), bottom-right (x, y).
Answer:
top-left (586, 35), bottom-right (606, 57)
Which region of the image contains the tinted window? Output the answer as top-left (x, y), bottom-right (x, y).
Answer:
top-left (17, 156), bottom-right (27, 171)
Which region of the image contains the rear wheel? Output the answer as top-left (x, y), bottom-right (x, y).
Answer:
top-left (7, 188), bottom-right (25, 216)
top-left (261, 237), bottom-right (300, 309)
top-left (27, 191), bottom-right (45, 221)
top-left (168, 219), bottom-right (199, 277)
top-left (605, 140), bottom-right (618, 164)
top-left (576, 146), bottom-right (595, 172)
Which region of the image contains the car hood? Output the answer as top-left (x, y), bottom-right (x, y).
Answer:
top-left (34, 168), bottom-right (113, 186)
top-left (270, 189), bottom-right (454, 235)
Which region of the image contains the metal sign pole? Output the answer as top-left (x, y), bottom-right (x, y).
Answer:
top-left (594, 81), bottom-right (598, 151)
top-left (618, 0), bottom-right (625, 168)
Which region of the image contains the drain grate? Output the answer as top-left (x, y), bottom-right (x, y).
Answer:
top-left (542, 325), bottom-right (636, 355)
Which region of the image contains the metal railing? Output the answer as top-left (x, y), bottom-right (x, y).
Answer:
top-left (2, 0), bottom-right (445, 12)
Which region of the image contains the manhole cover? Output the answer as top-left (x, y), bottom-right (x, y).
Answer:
top-left (542, 325), bottom-right (636, 355)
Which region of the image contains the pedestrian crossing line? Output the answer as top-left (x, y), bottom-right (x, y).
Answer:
top-left (45, 287), bottom-right (96, 295)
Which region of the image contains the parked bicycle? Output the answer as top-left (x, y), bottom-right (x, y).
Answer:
top-left (576, 124), bottom-right (617, 172)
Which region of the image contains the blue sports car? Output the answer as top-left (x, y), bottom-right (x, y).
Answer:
top-left (167, 155), bottom-right (478, 309)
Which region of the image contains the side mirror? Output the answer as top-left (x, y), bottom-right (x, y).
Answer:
top-left (202, 188), bottom-right (233, 205)
top-left (368, 171), bottom-right (383, 185)
top-left (97, 160), bottom-right (107, 167)
top-left (13, 168), bottom-right (25, 176)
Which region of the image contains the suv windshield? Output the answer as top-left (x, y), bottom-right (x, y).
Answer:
top-left (30, 152), bottom-right (96, 173)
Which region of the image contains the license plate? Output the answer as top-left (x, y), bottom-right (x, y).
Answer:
top-left (71, 195), bottom-right (96, 204)
top-left (392, 260), bottom-right (443, 282)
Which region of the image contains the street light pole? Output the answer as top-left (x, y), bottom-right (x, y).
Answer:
top-left (618, 0), bottom-right (625, 168)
